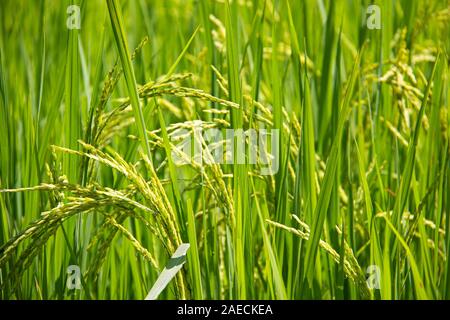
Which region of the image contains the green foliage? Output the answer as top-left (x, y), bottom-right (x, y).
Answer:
top-left (0, 0), bottom-right (449, 300)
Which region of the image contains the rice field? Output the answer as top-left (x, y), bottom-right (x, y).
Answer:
top-left (0, 0), bottom-right (449, 300)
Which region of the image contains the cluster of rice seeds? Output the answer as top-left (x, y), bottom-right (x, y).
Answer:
top-left (39, 141), bottom-right (191, 296)
top-left (266, 217), bottom-right (370, 299)
top-left (83, 37), bottom-right (151, 180)
top-left (0, 177), bottom-right (165, 290)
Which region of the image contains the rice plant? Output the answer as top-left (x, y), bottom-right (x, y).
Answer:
top-left (0, 0), bottom-right (449, 300)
